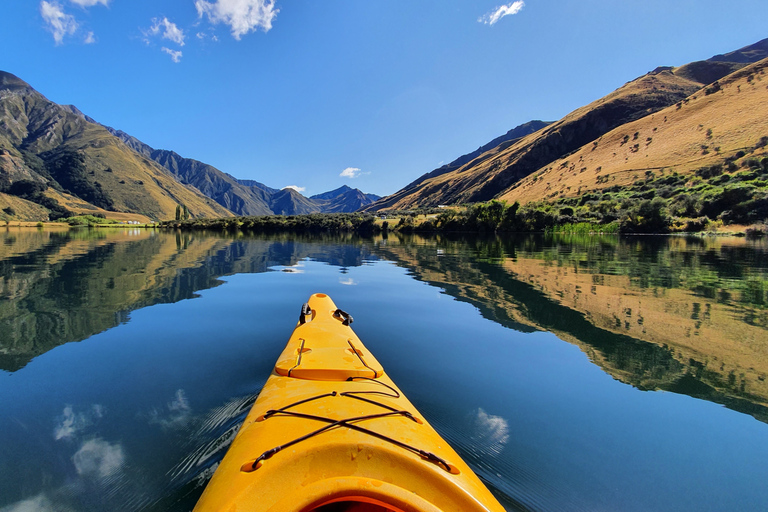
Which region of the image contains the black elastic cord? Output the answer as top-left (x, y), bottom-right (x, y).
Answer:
top-left (262, 391), bottom-right (337, 420)
top-left (248, 381), bottom-right (453, 473)
top-left (339, 377), bottom-right (418, 422)
top-left (251, 409), bottom-right (452, 473)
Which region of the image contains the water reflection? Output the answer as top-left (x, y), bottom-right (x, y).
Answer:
top-left (0, 229), bottom-right (377, 371)
top-left (1, 228), bottom-right (767, 511)
top-left (375, 233), bottom-right (768, 422)
top-left (1, 229), bottom-right (767, 425)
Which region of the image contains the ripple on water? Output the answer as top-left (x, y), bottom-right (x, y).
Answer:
top-left (428, 408), bottom-right (593, 512)
top-left (141, 393), bottom-right (257, 511)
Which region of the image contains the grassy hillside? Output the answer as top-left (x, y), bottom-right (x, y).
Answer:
top-left (0, 72), bottom-right (232, 221)
top-left (501, 58), bottom-right (768, 205)
top-left (367, 39), bottom-right (768, 222)
top-left (367, 67), bottom-right (708, 210)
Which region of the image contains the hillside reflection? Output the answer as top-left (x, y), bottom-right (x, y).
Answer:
top-left (374, 233), bottom-right (768, 423)
top-left (2, 228), bottom-right (766, 423)
top-left (0, 229), bottom-right (376, 371)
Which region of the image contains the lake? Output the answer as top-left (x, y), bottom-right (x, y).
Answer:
top-left (1, 227), bottom-right (767, 511)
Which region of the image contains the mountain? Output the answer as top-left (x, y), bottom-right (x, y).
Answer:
top-left (231, 176), bottom-right (279, 194)
top-left (0, 71), bottom-right (382, 220)
top-left (99, 126), bottom-right (279, 216)
top-left (499, 56), bottom-right (768, 208)
top-left (402, 120), bottom-right (551, 194)
top-left (365, 38), bottom-right (768, 212)
top-left (709, 37), bottom-right (768, 64)
top-left (0, 71), bottom-right (232, 221)
top-left (310, 185), bottom-right (356, 201)
top-left (103, 124), bottom-right (379, 216)
top-left (310, 185), bottom-right (381, 212)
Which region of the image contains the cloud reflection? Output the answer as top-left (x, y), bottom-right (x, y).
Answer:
top-left (149, 389), bottom-right (192, 429)
top-left (0, 494), bottom-right (64, 512)
top-left (72, 438), bottom-right (125, 478)
top-left (54, 404), bottom-right (104, 441)
top-left (472, 408), bottom-right (510, 456)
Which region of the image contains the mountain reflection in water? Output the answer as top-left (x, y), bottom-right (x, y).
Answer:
top-left (1, 229), bottom-right (766, 421)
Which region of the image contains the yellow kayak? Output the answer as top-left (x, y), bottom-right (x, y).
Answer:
top-left (194, 293), bottom-right (505, 512)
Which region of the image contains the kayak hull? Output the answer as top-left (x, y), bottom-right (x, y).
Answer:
top-left (193, 293), bottom-right (504, 512)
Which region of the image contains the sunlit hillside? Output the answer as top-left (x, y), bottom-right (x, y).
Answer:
top-left (367, 39), bottom-right (768, 217)
top-left (501, 58), bottom-right (768, 205)
top-left (0, 72), bottom-right (232, 221)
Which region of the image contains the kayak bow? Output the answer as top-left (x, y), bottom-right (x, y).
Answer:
top-left (194, 293), bottom-right (505, 512)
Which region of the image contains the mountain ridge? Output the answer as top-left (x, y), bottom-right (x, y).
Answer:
top-left (100, 122), bottom-right (380, 216)
top-left (0, 71), bottom-right (231, 221)
top-left (1, 71), bottom-right (380, 220)
top-left (365, 38), bottom-right (768, 212)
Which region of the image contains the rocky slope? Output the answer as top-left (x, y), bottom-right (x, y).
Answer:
top-left (1, 72), bottom-right (381, 221)
top-left (0, 72), bottom-right (231, 221)
top-left (310, 185), bottom-right (380, 213)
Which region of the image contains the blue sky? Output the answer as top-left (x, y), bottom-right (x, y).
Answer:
top-left (2, 1), bottom-right (767, 196)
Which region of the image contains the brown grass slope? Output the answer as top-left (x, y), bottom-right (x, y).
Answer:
top-left (370, 69), bottom-right (706, 210)
top-left (500, 57), bottom-right (768, 205)
top-left (0, 72), bottom-right (232, 221)
top-left (368, 39), bottom-right (767, 212)
top-left (373, 235), bottom-right (768, 422)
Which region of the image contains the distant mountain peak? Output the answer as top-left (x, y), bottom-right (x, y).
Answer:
top-left (310, 185), bottom-right (354, 200)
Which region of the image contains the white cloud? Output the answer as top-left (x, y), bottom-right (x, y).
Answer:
top-left (479, 1), bottom-right (525, 25)
top-left (40, 1), bottom-right (78, 45)
top-left (340, 277), bottom-right (357, 286)
top-left (195, 0), bottom-right (279, 40)
top-left (340, 167), bottom-right (363, 179)
top-left (196, 31), bottom-right (220, 42)
top-left (84, 31), bottom-right (95, 44)
top-left (150, 17), bottom-right (186, 46)
top-left (69, 0), bottom-right (109, 7)
top-left (72, 438), bottom-right (125, 479)
top-left (162, 47), bottom-right (183, 62)
top-left (282, 185), bottom-right (305, 193)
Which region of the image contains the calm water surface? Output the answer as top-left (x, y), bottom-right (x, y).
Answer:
top-left (1, 228), bottom-right (767, 511)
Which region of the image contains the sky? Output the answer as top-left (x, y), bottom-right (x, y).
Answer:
top-left (2, 1), bottom-right (767, 197)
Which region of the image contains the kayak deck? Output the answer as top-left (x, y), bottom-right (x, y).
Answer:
top-left (193, 293), bottom-right (504, 512)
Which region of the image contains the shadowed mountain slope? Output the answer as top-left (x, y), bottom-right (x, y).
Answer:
top-left (310, 185), bottom-right (381, 213)
top-left (103, 126), bottom-right (380, 216)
